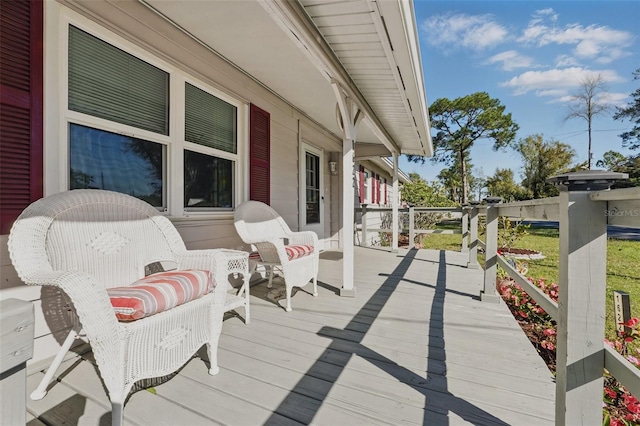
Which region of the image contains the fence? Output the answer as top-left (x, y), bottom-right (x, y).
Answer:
top-left (354, 205), bottom-right (466, 250)
top-left (466, 171), bottom-right (640, 425)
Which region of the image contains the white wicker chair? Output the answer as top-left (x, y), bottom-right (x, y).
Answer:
top-left (234, 201), bottom-right (319, 312)
top-left (8, 190), bottom-right (228, 426)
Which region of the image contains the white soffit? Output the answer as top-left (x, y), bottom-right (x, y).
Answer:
top-left (300, 0), bottom-right (432, 156)
top-left (143, 0), bottom-right (431, 156)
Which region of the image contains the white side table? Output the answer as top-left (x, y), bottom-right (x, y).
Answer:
top-left (220, 249), bottom-right (250, 324)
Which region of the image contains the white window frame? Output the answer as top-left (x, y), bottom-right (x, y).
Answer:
top-left (57, 9), bottom-right (245, 218)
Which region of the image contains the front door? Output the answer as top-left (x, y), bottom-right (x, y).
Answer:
top-left (299, 143), bottom-right (324, 249)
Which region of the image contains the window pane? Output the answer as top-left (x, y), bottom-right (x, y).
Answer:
top-left (68, 26), bottom-right (169, 135)
top-left (184, 150), bottom-right (233, 209)
top-left (69, 123), bottom-right (165, 207)
top-left (185, 83), bottom-right (237, 154)
top-left (305, 152), bottom-right (320, 224)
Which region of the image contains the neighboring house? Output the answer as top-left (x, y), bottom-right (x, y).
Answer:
top-left (355, 157), bottom-right (411, 246)
top-left (0, 0), bottom-right (432, 366)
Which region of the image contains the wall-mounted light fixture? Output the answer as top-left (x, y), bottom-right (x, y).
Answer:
top-left (329, 161), bottom-right (338, 175)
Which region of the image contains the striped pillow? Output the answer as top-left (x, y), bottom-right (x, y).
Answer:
top-left (285, 244), bottom-right (314, 261)
top-left (108, 270), bottom-right (214, 322)
top-left (248, 251), bottom-right (262, 260)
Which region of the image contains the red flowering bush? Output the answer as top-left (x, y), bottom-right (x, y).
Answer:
top-left (498, 276), bottom-right (558, 371)
top-left (497, 275), bottom-right (639, 425)
top-left (603, 318), bottom-right (640, 425)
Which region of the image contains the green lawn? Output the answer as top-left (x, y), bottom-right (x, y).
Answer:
top-left (420, 223), bottom-right (640, 341)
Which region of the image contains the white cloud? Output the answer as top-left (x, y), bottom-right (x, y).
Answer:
top-left (530, 8), bottom-right (559, 25)
top-left (555, 54), bottom-right (580, 67)
top-left (518, 11), bottom-right (635, 63)
top-left (485, 50), bottom-right (536, 71)
top-left (599, 92), bottom-right (629, 107)
top-left (421, 13), bottom-right (508, 51)
top-left (500, 67), bottom-right (624, 97)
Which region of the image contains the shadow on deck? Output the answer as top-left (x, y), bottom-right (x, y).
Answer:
top-left (26, 247), bottom-right (555, 425)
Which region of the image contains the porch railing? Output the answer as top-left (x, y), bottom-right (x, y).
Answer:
top-left (354, 205), bottom-right (466, 251)
top-left (465, 171), bottom-right (640, 425)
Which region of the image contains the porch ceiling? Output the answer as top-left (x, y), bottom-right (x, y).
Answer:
top-left (142, 0), bottom-right (432, 157)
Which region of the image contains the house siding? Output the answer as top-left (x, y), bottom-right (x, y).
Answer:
top-left (354, 160), bottom-right (396, 247)
top-left (0, 0), bottom-right (344, 366)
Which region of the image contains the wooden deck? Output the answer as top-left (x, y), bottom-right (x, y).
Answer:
top-left (26, 247), bottom-right (555, 425)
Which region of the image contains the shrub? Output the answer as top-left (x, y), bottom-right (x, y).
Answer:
top-left (497, 278), bottom-right (639, 425)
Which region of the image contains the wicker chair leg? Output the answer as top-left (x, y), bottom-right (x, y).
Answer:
top-left (206, 342), bottom-right (220, 375)
top-left (111, 398), bottom-right (124, 426)
top-left (285, 286), bottom-right (292, 312)
top-left (31, 329), bottom-right (79, 400)
top-left (267, 265), bottom-right (273, 289)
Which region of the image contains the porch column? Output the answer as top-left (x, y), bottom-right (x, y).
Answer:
top-left (481, 197), bottom-right (501, 303)
top-left (549, 171), bottom-right (625, 425)
top-left (333, 82), bottom-right (363, 297)
top-left (467, 202), bottom-right (480, 269)
top-left (461, 205), bottom-right (469, 253)
top-left (391, 151), bottom-right (399, 252)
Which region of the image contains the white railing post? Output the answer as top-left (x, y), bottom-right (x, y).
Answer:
top-left (461, 205), bottom-right (469, 253)
top-left (391, 151), bottom-right (399, 252)
top-left (408, 205), bottom-right (415, 248)
top-left (361, 204), bottom-right (368, 247)
top-left (468, 202), bottom-right (480, 269)
top-left (481, 197), bottom-right (501, 302)
top-left (549, 171), bottom-right (627, 425)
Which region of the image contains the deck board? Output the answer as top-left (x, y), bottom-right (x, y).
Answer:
top-left (26, 247), bottom-right (555, 425)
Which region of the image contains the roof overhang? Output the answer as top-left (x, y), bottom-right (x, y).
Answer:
top-left (142, 0), bottom-right (432, 157)
top-left (371, 157), bottom-right (412, 183)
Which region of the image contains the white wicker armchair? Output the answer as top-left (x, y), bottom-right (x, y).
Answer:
top-left (8, 190), bottom-right (227, 426)
top-left (234, 201), bottom-right (319, 312)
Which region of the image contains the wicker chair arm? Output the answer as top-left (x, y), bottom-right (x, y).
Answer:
top-left (254, 238), bottom-right (290, 265)
top-left (287, 231), bottom-right (319, 247)
top-left (23, 270), bottom-right (123, 380)
top-left (24, 270), bottom-right (118, 329)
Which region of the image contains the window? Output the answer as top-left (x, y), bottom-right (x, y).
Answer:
top-left (66, 23), bottom-right (242, 215)
top-left (70, 124), bottom-right (165, 206)
top-left (363, 170), bottom-right (370, 203)
top-left (184, 150), bottom-right (233, 209)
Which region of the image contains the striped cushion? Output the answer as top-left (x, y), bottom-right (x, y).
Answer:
top-left (248, 251), bottom-right (262, 260)
top-left (108, 270), bottom-right (214, 322)
top-left (285, 244), bottom-right (314, 261)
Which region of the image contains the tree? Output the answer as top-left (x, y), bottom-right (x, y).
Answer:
top-left (596, 150), bottom-right (629, 171)
top-left (470, 167), bottom-right (487, 202)
top-left (596, 150), bottom-right (640, 188)
top-left (565, 73), bottom-right (613, 169)
top-left (437, 156), bottom-right (473, 203)
top-left (401, 173), bottom-right (456, 207)
top-left (408, 92), bottom-right (519, 204)
top-left (518, 134), bottom-right (575, 198)
top-left (486, 168), bottom-right (530, 202)
top-left (613, 68), bottom-right (640, 150)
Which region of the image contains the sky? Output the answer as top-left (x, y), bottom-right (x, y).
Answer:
top-left (403, 0), bottom-right (640, 185)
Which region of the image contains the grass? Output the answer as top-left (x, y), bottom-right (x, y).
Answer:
top-left (420, 222), bottom-right (640, 341)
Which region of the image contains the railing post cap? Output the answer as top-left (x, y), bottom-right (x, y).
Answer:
top-left (483, 197), bottom-right (503, 204)
top-left (547, 170), bottom-right (628, 191)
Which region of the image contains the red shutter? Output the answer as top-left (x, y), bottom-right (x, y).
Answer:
top-left (249, 104), bottom-right (270, 205)
top-left (358, 165), bottom-right (365, 204)
top-left (384, 179), bottom-right (388, 205)
top-left (0, 0), bottom-right (43, 234)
